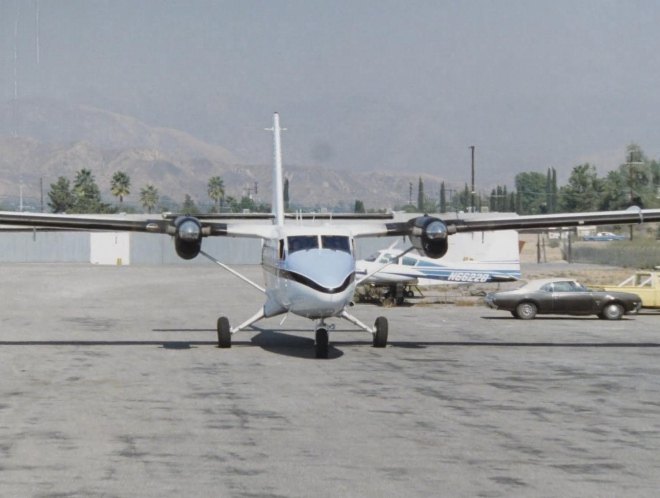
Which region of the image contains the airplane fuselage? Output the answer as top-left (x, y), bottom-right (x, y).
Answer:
top-left (261, 226), bottom-right (357, 319)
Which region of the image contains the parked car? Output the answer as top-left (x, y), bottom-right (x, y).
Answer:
top-left (582, 231), bottom-right (627, 241)
top-left (599, 271), bottom-right (660, 308)
top-left (485, 278), bottom-right (641, 320)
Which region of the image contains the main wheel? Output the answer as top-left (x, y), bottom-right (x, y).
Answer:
top-left (600, 302), bottom-right (624, 320)
top-left (373, 316), bottom-right (388, 348)
top-left (217, 316), bottom-right (231, 348)
top-left (515, 302), bottom-right (537, 320)
top-left (315, 328), bottom-right (329, 358)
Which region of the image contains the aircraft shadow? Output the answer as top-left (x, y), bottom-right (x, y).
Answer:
top-left (152, 326), bottom-right (345, 359)
top-left (248, 328), bottom-right (344, 359)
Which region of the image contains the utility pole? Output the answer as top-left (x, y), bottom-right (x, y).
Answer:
top-left (469, 145), bottom-right (475, 213)
top-left (626, 151), bottom-right (644, 241)
top-left (244, 182), bottom-right (258, 200)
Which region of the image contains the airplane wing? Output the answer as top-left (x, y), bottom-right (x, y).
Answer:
top-left (349, 208), bottom-right (660, 238)
top-left (3, 207), bottom-right (660, 237)
top-left (1, 207), bottom-right (659, 262)
top-left (444, 208), bottom-right (660, 233)
top-left (347, 207), bottom-right (660, 260)
top-left (0, 211), bottom-right (275, 238)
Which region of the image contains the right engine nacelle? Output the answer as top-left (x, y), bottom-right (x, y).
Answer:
top-left (174, 216), bottom-right (203, 260)
top-left (408, 215), bottom-right (449, 259)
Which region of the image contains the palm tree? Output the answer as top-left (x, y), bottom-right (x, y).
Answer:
top-left (140, 184), bottom-right (159, 213)
top-left (110, 171), bottom-right (131, 204)
top-left (207, 176), bottom-right (225, 212)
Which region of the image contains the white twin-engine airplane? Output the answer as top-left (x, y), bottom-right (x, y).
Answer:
top-left (2, 113), bottom-right (660, 358)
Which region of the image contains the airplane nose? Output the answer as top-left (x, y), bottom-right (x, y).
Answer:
top-left (286, 249), bottom-right (355, 293)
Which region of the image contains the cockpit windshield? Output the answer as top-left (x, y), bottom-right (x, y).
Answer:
top-left (376, 252), bottom-right (397, 264)
top-left (287, 236), bottom-right (319, 254)
top-left (321, 235), bottom-right (351, 253)
top-left (287, 235), bottom-right (352, 254)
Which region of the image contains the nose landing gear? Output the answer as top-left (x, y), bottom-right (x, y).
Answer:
top-left (315, 326), bottom-right (329, 358)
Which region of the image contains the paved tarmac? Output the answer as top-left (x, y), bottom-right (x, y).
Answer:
top-left (2, 263), bottom-right (660, 497)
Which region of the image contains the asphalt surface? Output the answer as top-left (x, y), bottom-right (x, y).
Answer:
top-left (2, 263), bottom-right (660, 497)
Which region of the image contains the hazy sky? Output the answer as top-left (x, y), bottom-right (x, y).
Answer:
top-left (2, 0), bottom-right (660, 187)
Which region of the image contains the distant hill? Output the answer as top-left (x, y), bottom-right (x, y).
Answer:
top-left (0, 99), bottom-right (452, 211)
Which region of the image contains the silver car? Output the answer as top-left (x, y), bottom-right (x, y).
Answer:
top-left (485, 278), bottom-right (642, 320)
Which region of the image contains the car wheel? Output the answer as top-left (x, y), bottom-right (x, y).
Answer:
top-left (515, 301), bottom-right (537, 320)
top-left (601, 302), bottom-right (624, 320)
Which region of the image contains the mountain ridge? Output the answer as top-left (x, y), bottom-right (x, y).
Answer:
top-left (0, 99), bottom-right (453, 211)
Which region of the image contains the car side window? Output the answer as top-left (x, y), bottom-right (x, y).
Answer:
top-left (552, 281), bottom-right (574, 292)
top-left (572, 282), bottom-right (588, 292)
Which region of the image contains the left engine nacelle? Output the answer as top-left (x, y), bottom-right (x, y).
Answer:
top-left (408, 215), bottom-right (450, 259)
top-left (174, 216), bottom-right (203, 260)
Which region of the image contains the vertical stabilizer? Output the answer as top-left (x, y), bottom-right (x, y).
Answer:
top-left (270, 113), bottom-right (285, 227)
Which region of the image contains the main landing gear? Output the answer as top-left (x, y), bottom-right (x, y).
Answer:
top-left (217, 317), bottom-right (231, 349)
top-left (373, 316), bottom-right (388, 348)
top-left (216, 312), bottom-right (389, 359)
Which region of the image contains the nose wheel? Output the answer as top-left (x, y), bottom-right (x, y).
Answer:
top-left (315, 327), bottom-right (329, 358)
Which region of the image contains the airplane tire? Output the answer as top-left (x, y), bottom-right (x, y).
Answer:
top-left (315, 328), bottom-right (329, 359)
top-left (217, 317), bottom-right (231, 348)
top-left (373, 316), bottom-right (388, 348)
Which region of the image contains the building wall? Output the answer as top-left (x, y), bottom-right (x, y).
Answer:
top-left (0, 231), bottom-right (90, 262)
top-left (0, 230), bottom-right (394, 265)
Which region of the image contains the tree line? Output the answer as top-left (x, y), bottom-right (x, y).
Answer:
top-left (46, 171), bottom-right (270, 214)
top-left (43, 143), bottom-right (660, 215)
top-left (510, 144), bottom-right (659, 214)
top-left (374, 143), bottom-right (660, 215)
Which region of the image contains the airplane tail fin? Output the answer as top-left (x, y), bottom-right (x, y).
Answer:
top-left (269, 112), bottom-right (285, 227)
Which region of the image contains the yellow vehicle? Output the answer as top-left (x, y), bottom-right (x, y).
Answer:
top-left (602, 272), bottom-right (660, 308)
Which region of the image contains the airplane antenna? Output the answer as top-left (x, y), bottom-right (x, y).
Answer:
top-left (267, 113), bottom-right (286, 226)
